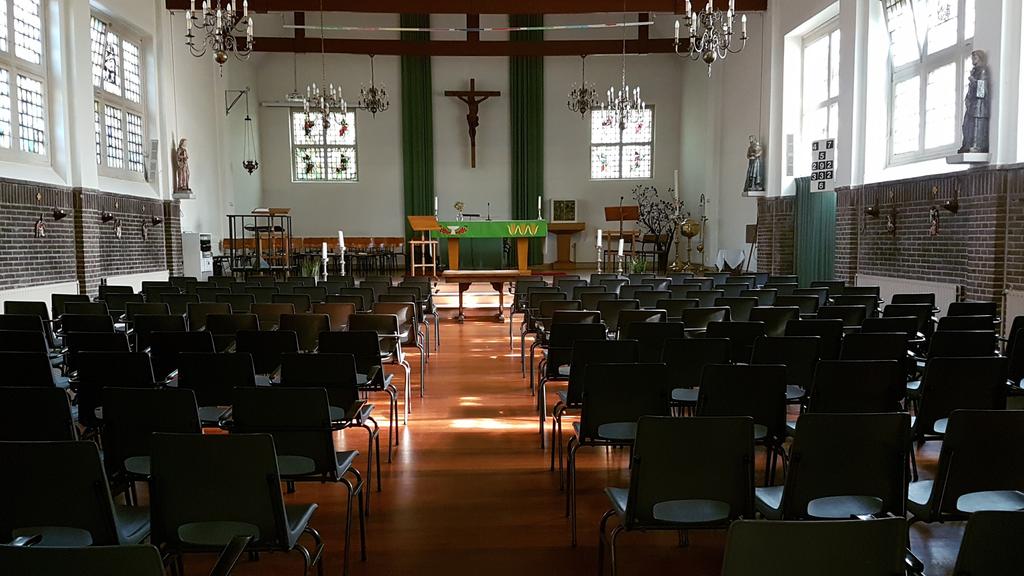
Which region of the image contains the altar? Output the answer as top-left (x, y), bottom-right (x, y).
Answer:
top-left (432, 220), bottom-right (547, 272)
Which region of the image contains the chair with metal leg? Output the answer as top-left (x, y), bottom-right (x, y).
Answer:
top-left (349, 314), bottom-right (413, 423)
top-left (567, 363), bottom-right (670, 546)
top-left (149, 433), bottom-right (326, 576)
top-left (597, 415), bottom-right (755, 576)
top-left (231, 387), bottom-right (366, 575)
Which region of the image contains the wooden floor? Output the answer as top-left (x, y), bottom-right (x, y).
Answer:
top-left (184, 313), bottom-right (964, 576)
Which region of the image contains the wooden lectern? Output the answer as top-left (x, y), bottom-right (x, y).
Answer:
top-left (408, 215), bottom-right (441, 277)
top-left (603, 205), bottom-right (641, 264)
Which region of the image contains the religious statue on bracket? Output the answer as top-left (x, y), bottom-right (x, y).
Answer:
top-left (959, 50), bottom-right (990, 154)
top-left (929, 206), bottom-right (941, 237)
top-left (173, 138), bottom-right (194, 199)
top-left (743, 135), bottom-right (765, 194)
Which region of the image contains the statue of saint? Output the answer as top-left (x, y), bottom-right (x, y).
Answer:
top-left (959, 50), bottom-right (990, 154)
top-left (744, 135), bottom-right (765, 193)
top-left (174, 138), bottom-right (191, 193)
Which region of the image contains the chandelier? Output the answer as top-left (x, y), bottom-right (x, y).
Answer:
top-left (567, 55), bottom-right (598, 118)
top-left (302, 0), bottom-right (347, 135)
top-left (184, 0), bottom-right (254, 69)
top-left (603, 10), bottom-right (646, 130)
top-left (674, 0), bottom-right (748, 77)
top-left (359, 55), bottom-right (389, 117)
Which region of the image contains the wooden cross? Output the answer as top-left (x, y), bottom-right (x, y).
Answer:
top-left (445, 78), bottom-right (500, 168)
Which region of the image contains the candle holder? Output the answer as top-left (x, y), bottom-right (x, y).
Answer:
top-left (668, 220), bottom-right (684, 272)
top-left (322, 256), bottom-right (329, 282)
top-left (596, 243), bottom-right (604, 274)
top-left (339, 248), bottom-right (347, 277)
top-left (537, 208), bottom-right (543, 221)
top-left (616, 254), bottom-right (625, 276)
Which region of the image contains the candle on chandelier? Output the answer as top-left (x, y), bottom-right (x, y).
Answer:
top-left (673, 170), bottom-right (679, 202)
top-left (674, 20), bottom-right (679, 42)
top-left (228, 1), bottom-right (234, 13)
top-left (215, 9), bottom-right (222, 29)
top-left (186, 12), bottom-right (192, 30)
top-left (597, 229), bottom-right (603, 248)
top-left (741, 14), bottom-right (747, 37)
top-left (617, 238), bottom-right (624, 258)
top-left (190, 0), bottom-right (195, 12)
top-left (686, 0), bottom-right (692, 17)
top-left (247, 17), bottom-right (253, 38)
top-left (243, 0), bottom-right (248, 18)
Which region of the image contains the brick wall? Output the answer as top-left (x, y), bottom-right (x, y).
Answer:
top-left (756, 196), bottom-right (795, 275)
top-left (756, 164), bottom-right (1024, 306)
top-left (0, 176), bottom-right (181, 296)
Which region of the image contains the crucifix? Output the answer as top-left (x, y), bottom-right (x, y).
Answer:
top-left (445, 78), bottom-right (501, 168)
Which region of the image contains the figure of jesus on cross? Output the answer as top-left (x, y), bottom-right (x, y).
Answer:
top-left (445, 78), bottom-right (500, 168)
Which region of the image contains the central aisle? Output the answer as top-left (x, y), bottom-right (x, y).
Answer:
top-left (202, 315), bottom-right (958, 575)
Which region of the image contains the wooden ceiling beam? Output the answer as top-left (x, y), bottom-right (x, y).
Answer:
top-left (246, 36), bottom-right (683, 56)
top-left (165, 0), bottom-right (767, 14)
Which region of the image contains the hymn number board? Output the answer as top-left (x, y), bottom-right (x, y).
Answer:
top-left (810, 138), bottom-right (836, 192)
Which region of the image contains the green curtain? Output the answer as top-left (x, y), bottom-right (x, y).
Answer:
top-left (401, 14), bottom-right (435, 244)
top-left (509, 15), bottom-right (544, 266)
top-left (794, 177), bottom-right (836, 287)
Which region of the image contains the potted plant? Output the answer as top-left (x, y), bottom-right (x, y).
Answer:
top-left (300, 257), bottom-right (323, 281)
top-left (631, 184), bottom-right (680, 274)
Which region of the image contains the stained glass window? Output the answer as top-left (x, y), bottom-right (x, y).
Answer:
top-left (290, 110), bottom-right (358, 182)
top-left (104, 104), bottom-right (123, 169)
top-left (883, 0), bottom-right (974, 164)
top-left (0, 2), bottom-right (7, 54)
top-left (590, 107), bottom-right (653, 180)
top-left (92, 13), bottom-right (147, 180)
top-left (93, 100), bottom-right (101, 164)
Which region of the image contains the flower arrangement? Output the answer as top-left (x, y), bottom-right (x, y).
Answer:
top-left (454, 201), bottom-right (465, 212)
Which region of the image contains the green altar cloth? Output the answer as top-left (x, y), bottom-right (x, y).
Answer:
top-left (431, 220), bottom-right (548, 271)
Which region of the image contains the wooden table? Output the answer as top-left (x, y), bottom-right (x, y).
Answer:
top-left (442, 270), bottom-right (532, 323)
top-left (549, 222), bottom-right (586, 270)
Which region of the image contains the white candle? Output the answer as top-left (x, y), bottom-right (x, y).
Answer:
top-left (674, 20), bottom-right (680, 42)
top-left (673, 170), bottom-right (679, 201)
top-left (434, 196), bottom-right (438, 214)
top-left (686, 0), bottom-right (692, 17)
top-left (321, 242), bottom-right (328, 262)
top-left (537, 196), bottom-right (542, 214)
top-left (597, 229), bottom-right (603, 247)
top-left (186, 12), bottom-right (192, 30)
top-left (339, 230), bottom-right (345, 250)
top-left (243, 0), bottom-right (248, 18)
top-left (215, 9), bottom-right (222, 29)
top-left (742, 14), bottom-right (747, 37)
top-left (190, 0), bottom-right (195, 12)
top-left (617, 238), bottom-right (624, 257)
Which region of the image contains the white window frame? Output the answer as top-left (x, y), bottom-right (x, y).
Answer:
top-left (798, 17), bottom-right (840, 177)
top-left (288, 109), bottom-right (359, 183)
top-left (0, 0), bottom-right (48, 165)
top-left (589, 106), bottom-right (656, 181)
top-left (886, 0), bottom-right (974, 166)
top-left (92, 13), bottom-right (147, 182)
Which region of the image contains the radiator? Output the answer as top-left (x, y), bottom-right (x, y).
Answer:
top-left (1003, 290), bottom-right (1024, 338)
top-left (855, 274), bottom-right (961, 318)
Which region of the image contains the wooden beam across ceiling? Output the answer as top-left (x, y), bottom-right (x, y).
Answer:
top-left (164, 0), bottom-right (768, 14)
top-left (242, 36), bottom-right (682, 56)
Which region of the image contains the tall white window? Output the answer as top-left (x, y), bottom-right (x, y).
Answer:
top-left (590, 108), bottom-right (654, 180)
top-left (801, 20), bottom-right (840, 172)
top-left (883, 0), bottom-right (974, 165)
top-left (0, 0), bottom-right (47, 160)
top-left (290, 110), bottom-right (358, 182)
top-left (91, 15), bottom-right (147, 179)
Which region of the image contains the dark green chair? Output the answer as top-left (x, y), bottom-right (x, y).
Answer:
top-left (720, 517), bottom-right (907, 576)
top-left (598, 415), bottom-right (754, 576)
top-left (664, 337), bottom-right (731, 413)
top-left (149, 433), bottom-right (325, 575)
top-left (176, 352), bottom-right (257, 426)
top-left (231, 387), bottom-right (366, 575)
top-left (953, 510), bottom-right (1024, 576)
top-left (0, 440), bottom-right (149, 547)
top-left (0, 387), bottom-right (77, 441)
